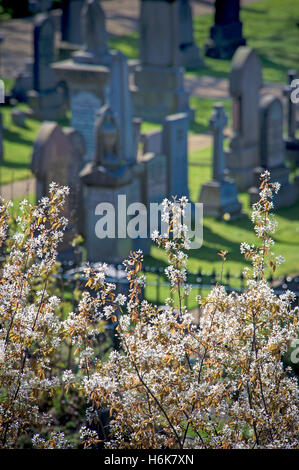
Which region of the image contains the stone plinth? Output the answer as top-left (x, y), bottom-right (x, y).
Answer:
top-left (131, 65), bottom-right (194, 123)
top-left (205, 0), bottom-right (246, 59)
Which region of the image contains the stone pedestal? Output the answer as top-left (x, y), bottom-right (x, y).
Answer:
top-left (205, 0), bottom-right (246, 59)
top-left (131, 65), bottom-right (194, 123)
top-left (28, 13), bottom-right (66, 120)
top-left (249, 94), bottom-right (298, 209)
top-left (200, 179), bottom-right (242, 219)
top-left (226, 47), bottom-right (263, 191)
top-left (27, 88), bottom-right (66, 120)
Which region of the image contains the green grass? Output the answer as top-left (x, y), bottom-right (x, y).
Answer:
top-left (0, 105), bottom-right (40, 184)
top-left (108, 0), bottom-right (299, 84)
top-left (144, 145), bottom-right (299, 302)
top-left (0, 103), bottom-right (70, 185)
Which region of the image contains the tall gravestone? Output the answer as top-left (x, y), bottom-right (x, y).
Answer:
top-left (0, 112), bottom-right (3, 162)
top-left (178, 0), bottom-right (202, 68)
top-left (11, 0), bottom-right (53, 103)
top-left (58, 0), bottom-right (85, 60)
top-left (80, 105), bottom-right (142, 264)
top-left (249, 94), bottom-right (298, 208)
top-left (199, 104), bottom-right (242, 219)
top-left (31, 122), bottom-right (85, 258)
top-left (27, 14), bottom-right (66, 120)
top-left (131, 0), bottom-right (194, 123)
top-left (226, 47), bottom-right (263, 190)
top-left (53, 0), bottom-right (137, 163)
top-left (205, 0), bottom-right (246, 59)
top-left (162, 113), bottom-right (189, 199)
top-left (61, 0), bottom-right (85, 45)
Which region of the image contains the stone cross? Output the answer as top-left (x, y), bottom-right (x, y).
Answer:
top-left (209, 103), bottom-right (228, 181)
top-left (283, 70), bottom-right (297, 140)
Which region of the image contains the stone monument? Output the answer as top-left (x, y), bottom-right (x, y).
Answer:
top-left (178, 0), bottom-right (202, 68)
top-left (283, 70), bottom-right (299, 168)
top-left (27, 14), bottom-right (66, 120)
top-left (131, 0), bottom-right (194, 123)
top-left (226, 47), bottom-right (263, 190)
top-left (53, 0), bottom-right (137, 163)
top-left (249, 94), bottom-right (298, 208)
top-left (31, 122), bottom-right (85, 258)
top-left (199, 104), bottom-right (242, 219)
top-left (80, 105), bottom-right (142, 264)
top-left (162, 112), bottom-right (189, 199)
top-left (205, 0), bottom-right (246, 59)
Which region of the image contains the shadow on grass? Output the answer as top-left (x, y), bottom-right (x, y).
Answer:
top-left (3, 128), bottom-right (34, 147)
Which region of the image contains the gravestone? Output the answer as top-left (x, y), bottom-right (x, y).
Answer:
top-left (131, 0), bottom-right (194, 123)
top-left (178, 0), bottom-right (202, 68)
top-left (199, 104), bottom-right (242, 219)
top-left (11, 60), bottom-right (34, 103)
top-left (27, 14), bottom-right (66, 120)
top-left (61, 0), bottom-right (85, 45)
top-left (162, 113), bottom-right (189, 199)
top-left (249, 94), bottom-right (298, 208)
top-left (205, 0), bottom-right (246, 59)
top-left (53, 2), bottom-right (137, 164)
top-left (31, 122), bottom-right (84, 258)
top-left (80, 105), bottom-right (142, 264)
top-left (283, 70), bottom-right (299, 168)
top-left (141, 130), bottom-right (162, 155)
top-left (226, 47), bottom-right (263, 190)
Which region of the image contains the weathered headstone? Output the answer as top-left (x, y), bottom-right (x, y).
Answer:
top-left (199, 104), bottom-right (242, 219)
top-left (205, 0), bottom-right (246, 59)
top-left (53, 3), bottom-right (137, 163)
top-left (72, 0), bottom-right (110, 65)
top-left (178, 0), bottom-right (202, 68)
top-left (226, 47), bottom-right (263, 190)
top-left (27, 14), bottom-right (66, 120)
top-left (141, 130), bottom-right (162, 155)
top-left (249, 94), bottom-right (298, 208)
top-left (80, 105), bottom-right (142, 264)
top-left (11, 60), bottom-right (34, 103)
top-left (11, 108), bottom-right (27, 128)
top-left (162, 113), bottom-right (189, 199)
top-left (31, 122), bottom-right (84, 257)
top-left (131, 0), bottom-right (194, 123)
top-left (283, 70), bottom-right (299, 168)
top-left (29, 0), bottom-right (53, 13)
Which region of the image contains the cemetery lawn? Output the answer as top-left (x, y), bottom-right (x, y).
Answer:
top-left (109, 0), bottom-right (299, 84)
top-left (0, 102), bottom-right (70, 185)
top-left (144, 145), bottom-right (299, 307)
